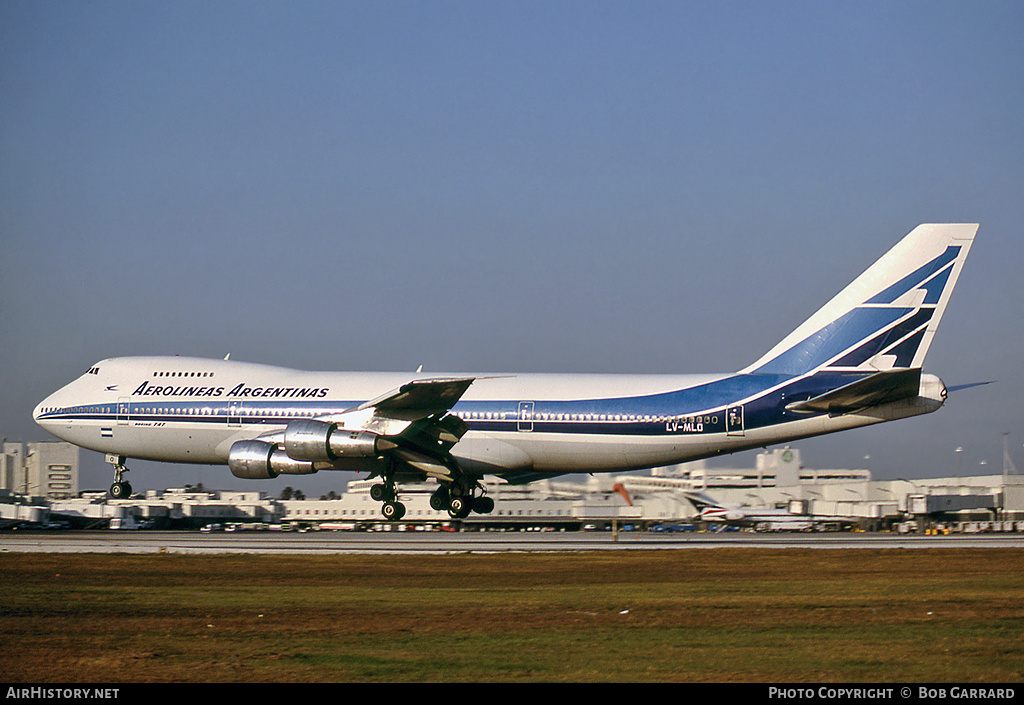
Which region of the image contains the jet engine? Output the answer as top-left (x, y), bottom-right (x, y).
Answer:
top-left (283, 419), bottom-right (385, 462)
top-left (228, 439), bottom-right (318, 479)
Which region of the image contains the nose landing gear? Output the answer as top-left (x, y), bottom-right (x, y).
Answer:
top-left (105, 454), bottom-right (132, 499)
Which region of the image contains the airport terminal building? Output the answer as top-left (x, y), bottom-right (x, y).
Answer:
top-left (2, 440), bottom-right (78, 500)
top-left (2, 440), bottom-right (1022, 531)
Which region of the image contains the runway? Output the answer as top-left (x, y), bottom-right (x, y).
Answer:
top-left (4, 530), bottom-right (1024, 554)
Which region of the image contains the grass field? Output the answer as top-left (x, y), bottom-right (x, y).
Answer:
top-left (3, 548), bottom-right (1024, 682)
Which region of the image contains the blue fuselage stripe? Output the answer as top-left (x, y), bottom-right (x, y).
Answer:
top-left (37, 370), bottom-right (872, 437)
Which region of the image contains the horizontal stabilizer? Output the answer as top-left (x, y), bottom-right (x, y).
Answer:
top-left (785, 368), bottom-right (922, 415)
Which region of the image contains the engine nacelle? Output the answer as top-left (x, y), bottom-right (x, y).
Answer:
top-left (229, 439), bottom-right (318, 479)
top-left (283, 418), bottom-right (382, 462)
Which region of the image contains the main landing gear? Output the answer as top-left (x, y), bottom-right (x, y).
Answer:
top-left (105, 454), bottom-right (133, 499)
top-left (369, 480), bottom-right (406, 521)
top-left (428, 484), bottom-right (494, 519)
top-left (369, 476), bottom-right (495, 521)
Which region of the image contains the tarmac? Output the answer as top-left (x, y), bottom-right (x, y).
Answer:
top-left (5, 530), bottom-right (1024, 554)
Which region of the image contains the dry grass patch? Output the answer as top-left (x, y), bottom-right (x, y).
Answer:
top-left (2, 548), bottom-right (1023, 682)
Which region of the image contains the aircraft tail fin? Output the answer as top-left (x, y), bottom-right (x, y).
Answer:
top-left (742, 224), bottom-right (977, 377)
top-left (682, 491), bottom-right (724, 511)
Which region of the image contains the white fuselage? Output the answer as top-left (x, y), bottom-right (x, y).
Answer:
top-left (34, 355), bottom-right (943, 481)
top-left (31, 225), bottom-right (974, 497)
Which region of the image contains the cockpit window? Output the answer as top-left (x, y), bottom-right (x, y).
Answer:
top-left (87, 367), bottom-right (100, 375)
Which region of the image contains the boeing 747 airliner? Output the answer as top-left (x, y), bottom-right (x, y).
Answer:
top-left (34, 223), bottom-right (977, 519)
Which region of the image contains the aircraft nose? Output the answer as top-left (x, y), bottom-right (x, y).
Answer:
top-left (34, 393), bottom-right (58, 428)
top-left (33, 399), bottom-right (48, 425)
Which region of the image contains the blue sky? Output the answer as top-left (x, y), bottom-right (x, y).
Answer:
top-left (2, 1), bottom-right (1022, 495)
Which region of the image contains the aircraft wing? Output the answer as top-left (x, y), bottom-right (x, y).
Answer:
top-left (785, 368), bottom-right (923, 415)
top-left (341, 377), bottom-right (476, 479)
top-left (354, 377), bottom-right (476, 421)
top-left (257, 377), bottom-right (478, 481)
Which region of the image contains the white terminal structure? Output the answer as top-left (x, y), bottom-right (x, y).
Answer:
top-left (2, 440), bottom-right (1023, 531)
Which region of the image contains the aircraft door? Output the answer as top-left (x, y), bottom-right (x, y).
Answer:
top-left (518, 401), bottom-right (535, 432)
top-left (727, 405), bottom-right (744, 437)
top-left (117, 397), bottom-right (130, 426)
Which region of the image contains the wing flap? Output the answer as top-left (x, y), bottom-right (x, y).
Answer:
top-left (391, 447), bottom-right (454, 479)
top-left (497, 470), bottom-right (569, 485)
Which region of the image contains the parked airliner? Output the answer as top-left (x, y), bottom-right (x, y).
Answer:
top-left (683, 491), bottom-right (845, 531)
top-left (34, 223), bottom-right (977, 520)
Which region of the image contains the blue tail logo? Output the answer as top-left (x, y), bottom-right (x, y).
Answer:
top-left (744, 225), bottom-right (977, 378)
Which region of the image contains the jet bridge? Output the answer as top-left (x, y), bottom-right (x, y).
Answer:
top-left (908, 493), bottom-right (998, 515)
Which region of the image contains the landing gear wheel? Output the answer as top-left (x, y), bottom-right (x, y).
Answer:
top-left (109, 481), bottom-right (132, 499)
top-left (371, 483), bottom-right (397, 502)
top-left (382, 501), bottom-right (406, 521)
top-left (430, 487), bottom-right (450, 511)
top-left (447, 495), bottom-right (472, 519)
top-left (106, 455), bottom-right (131, 499)
top-left (473, 496), bottom-right (494, 514)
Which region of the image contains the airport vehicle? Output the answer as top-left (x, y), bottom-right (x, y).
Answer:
top-left (34, 224), bottom-right (977, 520)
